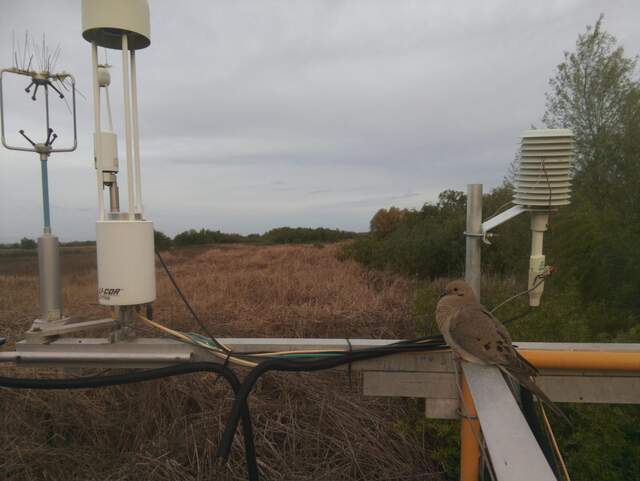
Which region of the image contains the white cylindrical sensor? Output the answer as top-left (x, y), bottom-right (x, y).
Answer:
top-left (97, 66), bottom-right (111, 87)
top-left (96, 220), bottom-right (156, 305)
top-left (82, 0), bottom-right (151, 50)
top-left (94, 132), bottom-right (119, 172)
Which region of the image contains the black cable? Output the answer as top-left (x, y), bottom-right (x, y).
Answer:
top-left (155, 248), bottom-right (229, 352)
top-left (502, 307), bottom-right (533, 325)
top-left (217, 340), bottom-right (448, 460)
top-left (0, 363), bottom-right (259, 481)
top-left (521, 389), bottom-right (561, 478)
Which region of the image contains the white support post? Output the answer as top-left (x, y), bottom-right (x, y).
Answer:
top-left (104, 87), bottom-right (114, 132)
top-left (130, 50), bottom-right (143, 215)
top-left (529, 213), bottom-right (549, 306)
top-left (121, 34), bottom-right (135, 220)
top-left (91, 42), bottom-right (104, 221)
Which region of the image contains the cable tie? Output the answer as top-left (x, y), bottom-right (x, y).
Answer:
top-left (345, 338), bottom-right (353, 390)
top-left (456, 408), bottom-right (478, 420)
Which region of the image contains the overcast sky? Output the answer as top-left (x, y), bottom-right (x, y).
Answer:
top-left (1, 1), bottom-right (639, 242)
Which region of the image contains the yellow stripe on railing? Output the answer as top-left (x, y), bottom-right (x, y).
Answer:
top-left (518, 349), bottom-right (640, 372)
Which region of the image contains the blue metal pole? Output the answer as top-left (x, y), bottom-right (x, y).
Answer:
top-left (40, 156), bottom-right (51, 233)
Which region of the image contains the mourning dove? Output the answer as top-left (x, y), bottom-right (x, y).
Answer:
top-left (436, 279), bottom-right (567, 421)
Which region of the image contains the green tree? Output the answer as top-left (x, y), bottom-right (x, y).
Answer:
top-left (543, 15), bottom-right (638, 190)
top-left (370, 207), bottom-right (407, 239)
top-left (19, 237), bottom-right (37, 249)
top-left (262, 227), bottom-right (356, 244)
top-left (154, 230), bottom-right (173, 250)
top-left (544, 16), bottom-right (640, 317)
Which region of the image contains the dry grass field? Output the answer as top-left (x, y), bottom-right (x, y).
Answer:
top-left (0, 243), bottom-right (446, 481)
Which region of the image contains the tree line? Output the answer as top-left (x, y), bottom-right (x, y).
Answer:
top-left (157, 226), bottom-right (359, 249)
top-left (0, 227), bottom-right (360, 251)
top-left (343, 15), bottom-right (640, 328)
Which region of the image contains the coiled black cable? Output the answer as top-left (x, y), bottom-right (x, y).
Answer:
top-left (0, 363), bottom-right (260, 481)
top-left (218, 339), bottom-right (448, 460)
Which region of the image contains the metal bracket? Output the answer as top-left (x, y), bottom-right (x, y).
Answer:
top-left (24, 317), bottom-right (118, 342)
top-left (480, 205), bottom-right (526, 244)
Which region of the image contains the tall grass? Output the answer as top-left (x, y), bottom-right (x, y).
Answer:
top-left (0, 244), bottom-right (443, 481)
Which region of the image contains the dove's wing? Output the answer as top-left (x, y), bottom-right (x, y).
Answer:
top-left (448, 303), bottom-right (537, 377)
top-left (444, 301), bottom-right (569, 422)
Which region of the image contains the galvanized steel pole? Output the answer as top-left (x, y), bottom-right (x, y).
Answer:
top-left (465, 184), bottom-right (482, 301)
top-left (460, 184), bottom-right (483, 481)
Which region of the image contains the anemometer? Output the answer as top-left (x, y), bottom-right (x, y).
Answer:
top-left (0, 42), bottom-right (78, 325)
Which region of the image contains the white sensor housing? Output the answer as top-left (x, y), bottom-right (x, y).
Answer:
top-left (84, 0), bottom-right (154, 309)
top-left (96, 220), bottom-right (156, 306)
top-left (513, 128), bottom-right (574, 306)
top-left (514, 129), bottom-right (574, 208)
top-left (94, 132), bottom-right (118, 173)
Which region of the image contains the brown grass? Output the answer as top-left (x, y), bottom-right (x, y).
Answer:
top-left (0, 244), bottom-right (445, 480)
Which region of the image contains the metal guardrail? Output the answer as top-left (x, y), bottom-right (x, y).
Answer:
top-left (2, 337), bottom-right (639, 481)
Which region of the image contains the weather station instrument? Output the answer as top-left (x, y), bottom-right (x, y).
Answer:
top-left (0, 33), bottom-right (78, 334)
top-left (3, 3), bottom-right (634, 481)
top-left (85, 0), bottom-right (156, 332)
top-left (473, 129), bottom-right (575, 307)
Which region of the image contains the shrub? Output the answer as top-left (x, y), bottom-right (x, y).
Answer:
top-left (19, 237), bottom-right (37, 249)
top-left (154, 230), bottom-right (173, 250)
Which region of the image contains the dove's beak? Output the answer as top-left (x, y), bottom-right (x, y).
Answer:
top-left (439, 289), bottom-right (448, 298)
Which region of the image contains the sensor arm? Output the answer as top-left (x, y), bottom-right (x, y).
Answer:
top-left (481, 205), bottom-right (526, 242)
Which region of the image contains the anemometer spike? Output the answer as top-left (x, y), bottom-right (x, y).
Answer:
top-left (48, 80), bottom-right (64, 99)
top-left (23, 31), bottom-right (28, 70)
top-left (18, 129), bottom-right (36, 147)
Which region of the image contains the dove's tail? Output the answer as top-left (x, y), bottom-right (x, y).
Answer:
top-left (498, 366), bottom-right (571, 425)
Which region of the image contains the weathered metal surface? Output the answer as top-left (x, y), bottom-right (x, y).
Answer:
top-left (462, 363), bottom-right (557, 481)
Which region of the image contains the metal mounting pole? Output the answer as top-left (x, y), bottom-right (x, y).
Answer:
top-left (39, 153), bottom-right (52, 233)
top-left (465, 184), bottom-right (482, 301)
top-left (36, 151), bottom-right (63, 323)
top-left (462, 184), bottom-right (483, 481)
top-left (37, 232), bottom-right (62, 322)
top-left (35, 85), bottom-right (62, 323)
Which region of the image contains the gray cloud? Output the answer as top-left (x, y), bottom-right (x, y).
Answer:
top-left (1, 1), bottom-right (640, 242)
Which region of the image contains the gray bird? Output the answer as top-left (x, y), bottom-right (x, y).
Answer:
top-left (436, 279), bottom-right (568, 421)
